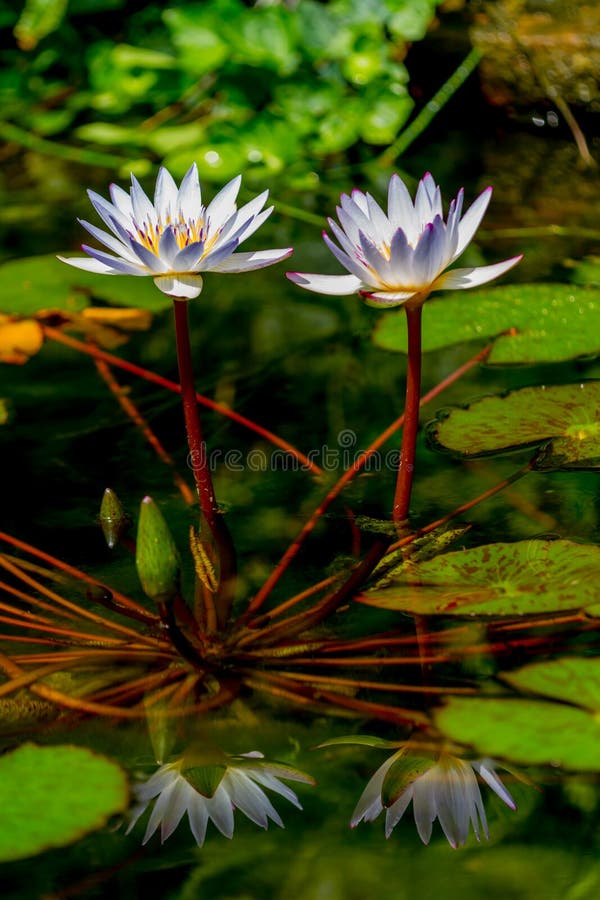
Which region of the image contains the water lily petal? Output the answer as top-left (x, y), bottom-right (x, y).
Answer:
top-left (205, 784), bottom-right (235, 838)
top-left (158, 226), bottom-right (181, 267)
top-left (109, 183), bottom-right (134, 219)
top-left (384, 788), bottom-right (413, 838)
top-left (187, 796), bottom-right (209, 846)
top-left (453, 186), bottom-right (492, 259)
top-left (472, 760), bottom-right (516, 810)
top-left (130, 175), bottom-right (157, 227)
top-left (388, 174), bottom-right (417, 237)
top-left (77, 219), bottom-right (137, 261)
top-left (87, 190), bottom-right (130, 234)
top-left (227, 771), bottom-right (282, 828)
top-left (219, 191), bottom-right (270, 243)
top-left (129, 240), bottom-right (169, 273)
top-left (57, 254), bottom-right (118, 275)
top-left (434, 255), bottom-right (523, 291)
top-left (177, 163), bottom-right (202, 222)
top-left (360, 289), bottom-right (419, 307)
top-left (172, 240), bottom-right (206, 271)
top-left (159, 777), bottom-right (192, 842)
top-left (80, 245), bottom-right (147, 276)
top-left (204, 175), bottom-right (242, 235)
top-left (154, 166), bottom-right (179, 220)
top-left (323, 233), bottom-right (369, 280)
top-left (286, 272), bottom-right (362, 295)
top-left (210, 247), bottom-right (292, 273)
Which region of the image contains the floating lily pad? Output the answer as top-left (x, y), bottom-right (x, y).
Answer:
top-left (502, 658), bottom-right (600, 712)
top-left (435, 697), bottom-right (600, 771)
top-left (359, 539), bottom-right (600, 616)
top-left (373, 284), bottom-right (600, 365)
top-left (0, 254), bottom-right (170, 314)
top-left (0, 743), bottom-right (128, 861)
top-left (428, 382), bottom-right (600, 470)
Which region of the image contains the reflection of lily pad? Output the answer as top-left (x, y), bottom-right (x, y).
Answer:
top-left (373, 284), bottom-right (600, 365)
top-left (428, 382), bottom-right (600, 470)
top-left (435, 697), bottom-right (600, 771)
top-left (0, 254), bottom-right (170, 314)
top-left (502, 658), bottom-right (600, 713)
top-left (359, 540), bottom-right (600, 616)
top-left (0, 743), bottom-right (128, 861)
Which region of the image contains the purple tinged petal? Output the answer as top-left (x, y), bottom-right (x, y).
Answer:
top-left (412, 217), bottom-right (446, 286)
top-left (323, 232), bottom-right (370, 281)
top-left (286, 272), bottom-right (362, 295)
top-left (172, 240), bottom-right (206, 271)
top-left (77, 218), bottom-right (137, 260)
top-left (80, 245), bottom-right (147, 275)
top-left (153, 275), bottom-right (204, 299)
top-left (388, 227), bottom-right (415, 284)
top-left (58, 254), bottom-right (116, 274)
top-left (433, 254), bottom-right (523, 291)
top-left (87, 190), bottom-right (130, 234)
top-left (328, 218), bottom-right (358, 259)
top-left (158, 226), bottom-right (180, 267)
top-left (210, 247), bottom-right (292, 273)
top-left (414, 175), bottom-right (435, 225)
top-left (453, 186), bottom-right (492, 260)
top-left (129, 240), bottom-right (168, 272)
top-left (177, 163), bottom-right (202, 222)
top-left (336, 205), bottom-right (362, 244)
top-left (218, 191), bottom-right (269, 242)
top-left (358, 229), bottom-right (393, 282)
top-left (199, 236), bottom-right (240, 270)
top-left (350, 188), bottom-right (369, 216)
top-left (339, 193), bottom-right (373, 237)
top-left (204, 175), bottom-right (242, 235)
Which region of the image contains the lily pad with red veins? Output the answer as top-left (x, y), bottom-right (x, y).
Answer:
top-left (358, 539), bottom-right (600, 616)
top-left (373, 283), bottom-right (600, 365)
top-left (428, 382), bottom-right (600, 470)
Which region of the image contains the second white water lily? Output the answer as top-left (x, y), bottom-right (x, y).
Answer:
top-left (60, 164), bottom-right (292, 299)
top-left (351, 749), bottom-right (516, 848)
top-left (287, 172), bottom-right (521, 307)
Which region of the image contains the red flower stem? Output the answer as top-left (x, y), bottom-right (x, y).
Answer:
top-left (172, 300), bottom-right (237, 630)
top-left (393, 304), bottom-right (423, 526)
top-left (172, 299), bottom-right (218, 528)
top-left (41, 324), bottom-right (322, 476)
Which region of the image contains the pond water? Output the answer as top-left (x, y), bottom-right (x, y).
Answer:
top-left (2, 3), bottom-right (600, 898)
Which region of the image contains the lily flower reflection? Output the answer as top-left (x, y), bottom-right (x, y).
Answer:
top-left (127, 751), bottom-right (315, 846)
top-left (287, 172), bottom-right (521, 308)
top-left (351, 749), bottom-right (515, 848)
top-left (60, 163), bottom-right (292, 299)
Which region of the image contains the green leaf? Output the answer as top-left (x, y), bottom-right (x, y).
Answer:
top-left (373, 284), bottom-right (600, 365)
top-left (381, 754), bottom-right (434, 807)
top-left (502, 658), bottom-right (600, 713)
top-left (135, 496), bottom-right (181, 602)
top-left (316, 734), bottom-right (404, 750)
top-left (0, 743), bottom-right (128, 861)
top-left (182, 764), bottom-right (227, 798)
top-left (428, 382), bottom-right (600, 470)
top-left (0, 255), bottom-right (171, 314)
top-left (359, 539), bottom-right (600, 616)
top-left (435, 697), bottom-right (600, 771)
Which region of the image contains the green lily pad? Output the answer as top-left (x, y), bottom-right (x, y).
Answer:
top-left (0, 743), bottom-right (128, 861)
top-left (359, 539), bottom-right (600, 616)
top-left (435, 697), bottom-right (600, 771)
top-left (428, 382), bottom-right (600, 470)
top-left (0, 255), bottom-right (171, 314)
top-left (502, 658), bottom-right (600, 712)
top-left (373, 284), bottom-right (600, 365)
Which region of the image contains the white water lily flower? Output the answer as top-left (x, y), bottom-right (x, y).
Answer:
top-left (60, 164), bottom-right (292, 299)
top-left (287, 172), bottom-right (521, 308)
top-left (127, 751), bottom-right (314, 846)
top-left (351, 750), bottom-right (516, 848)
